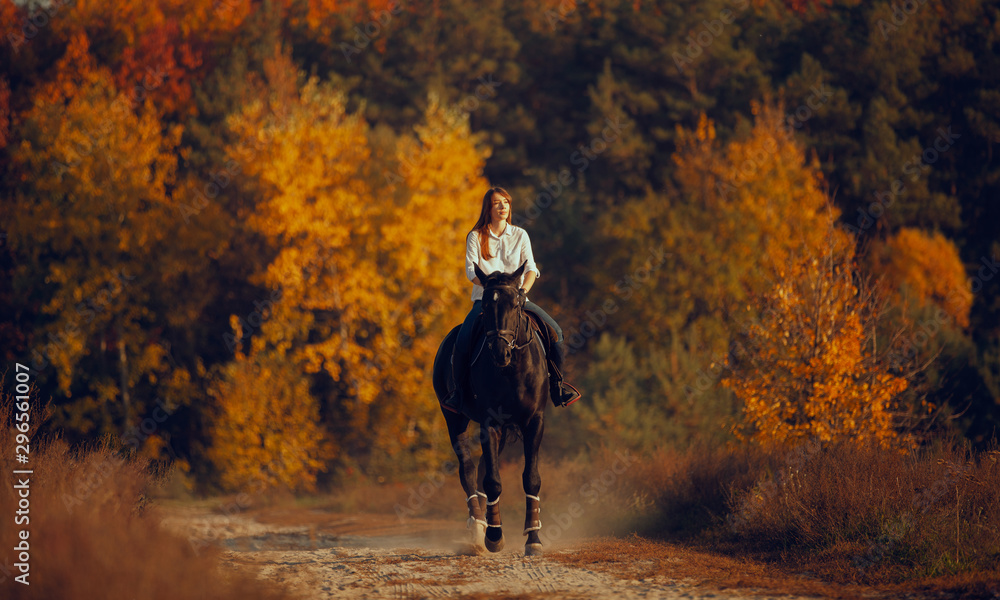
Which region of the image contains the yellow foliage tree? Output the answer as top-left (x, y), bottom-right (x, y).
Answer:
top-left (206, 319), bottom-right (334, 493)
top-left (223, 79), bottom-right (489, 476)
top-left (672, 103), bottom-right (838, 300)
top-left (595, 102), bottom-right (845, 351)
top-left (868, 227), bottom-right (972, 329)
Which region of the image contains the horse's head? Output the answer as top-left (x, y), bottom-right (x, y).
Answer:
top-left (475, 261), bottom-right (528, 368)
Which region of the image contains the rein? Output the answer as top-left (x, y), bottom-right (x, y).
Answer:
top-left (483, 284), bottom-right (533, 354)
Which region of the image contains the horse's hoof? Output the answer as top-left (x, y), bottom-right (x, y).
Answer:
top-left (456, 542), bottom-right (487, 556)
top-left (525, 543), bottom-right (543, 556)
top-left (485, 527), bottom-right (505, 552)
top-left (468, 519), bottom-right (487, 554)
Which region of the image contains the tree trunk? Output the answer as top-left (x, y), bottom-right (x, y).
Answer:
top-left (118, 320), bottom-right (130, 434)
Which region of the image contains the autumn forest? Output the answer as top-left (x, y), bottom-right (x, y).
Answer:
top-left (1, 0), bottom-right (999, 497)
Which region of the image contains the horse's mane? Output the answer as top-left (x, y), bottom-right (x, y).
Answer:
top-left (482, 270), bottom-right (519, 289)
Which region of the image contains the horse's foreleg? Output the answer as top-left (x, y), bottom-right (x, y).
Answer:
top-left (480, 425), bottom-right (505, 552)
top-left (446, 414), bottom-right (486, 553)
top-left (522, 414), bottom-right (544, 556)
top-left (476, 454), bottom-right (487, 514)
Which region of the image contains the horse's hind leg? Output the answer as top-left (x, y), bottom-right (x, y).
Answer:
top-left (445, 412), bottom-right (486, 554)
top-left (522, 414), bottom-right (544, 556)
top-left (480, 425), bottom-right (505, 552)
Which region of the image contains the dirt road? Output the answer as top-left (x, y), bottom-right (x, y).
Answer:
top-left (158, 505), bottom-right (825, 600)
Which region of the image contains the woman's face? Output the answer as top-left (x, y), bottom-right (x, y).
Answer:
top-left (489, 193), bottom-right (510, 225)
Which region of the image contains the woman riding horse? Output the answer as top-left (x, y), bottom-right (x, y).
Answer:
top-left (441, 186), bottom-right (580, 414)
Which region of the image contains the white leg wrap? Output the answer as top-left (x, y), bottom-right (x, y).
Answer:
top-left (523, 522), bottom-right (542, 534)
top-left (466, 494), bottom-right (478, 503)
top-left (467, 516), bottom-right (488, 529)
top-left (526, 494), bottom-right (540, 502)
top-left (486, 496), bottom-right (501, 506)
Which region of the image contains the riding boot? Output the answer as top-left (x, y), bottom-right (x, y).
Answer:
top-left (547, 345), bottom-right (581, 408)
top-left (443, 356), bottom-right (472, 414)
top-left (441, 384), bottom-right (463, 414)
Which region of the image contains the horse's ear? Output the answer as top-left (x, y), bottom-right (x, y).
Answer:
top-left (474, 262), bottom-right (488, 283)
top-left (511, 260), bottom-right (527, 279)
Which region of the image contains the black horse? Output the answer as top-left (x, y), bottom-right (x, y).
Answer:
top-left (432, 261), bottom-right (549, 556)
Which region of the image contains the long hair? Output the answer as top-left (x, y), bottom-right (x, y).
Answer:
top-left (470, 187), bottom-right (513, 260)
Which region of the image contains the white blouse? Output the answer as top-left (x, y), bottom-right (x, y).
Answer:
top-left (466, 224), bottom-right (540, 302)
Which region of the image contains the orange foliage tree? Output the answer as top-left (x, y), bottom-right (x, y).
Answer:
top-left (723, 234), bottom-right (910, 448)
top-left (868, 227), bottom-right (972, 329)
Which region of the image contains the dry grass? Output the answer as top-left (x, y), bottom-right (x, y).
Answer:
top-left (0, 389), bottom-right (291, 599)
top-left (550, 536), bottom-right (1000, 600)
top-left (594, 440), bottom-right (1000, 591)
top-left (722, 441), bottom-right (1000, 582)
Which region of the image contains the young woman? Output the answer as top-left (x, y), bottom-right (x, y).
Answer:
top-left (443, 186), bottom-right (580, 414)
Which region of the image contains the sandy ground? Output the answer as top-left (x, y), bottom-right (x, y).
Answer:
top-left (157, 505), bottom-right (826, 600)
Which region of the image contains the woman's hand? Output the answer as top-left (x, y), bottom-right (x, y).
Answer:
top-left (521, 270), bottom-right (537, 294)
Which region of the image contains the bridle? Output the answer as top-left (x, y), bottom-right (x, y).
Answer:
top-left (483, 283), bottom-right (533, 354)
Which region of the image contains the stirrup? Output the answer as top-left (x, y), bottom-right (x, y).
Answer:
top-left (441, 388), bottom-right (462, 414)
top-left (553, 382), bottom-right (581, 407)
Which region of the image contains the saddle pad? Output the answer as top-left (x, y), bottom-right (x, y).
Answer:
top-left (525, 311), bottom-right (552, 355)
